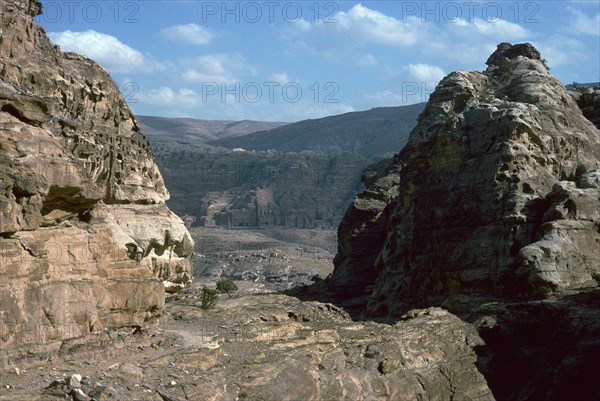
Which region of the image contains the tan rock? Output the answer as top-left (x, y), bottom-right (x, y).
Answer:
top-left (329, 43), bottom-right (600, 315)
top-left (0, 0), bottom-right (193, 364)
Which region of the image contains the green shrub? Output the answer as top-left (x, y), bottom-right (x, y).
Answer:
top-left (200, 287), bottom-right (218, 309)
top-left (216, 279), bottom-right (238, 298)
top-left (497, 57), bottom-right (514, 75)
top-left (575, 164), bottom-right (588, 181)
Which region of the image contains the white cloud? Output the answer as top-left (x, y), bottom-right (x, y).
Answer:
top-left (405, 63), bottom-right (446, 83)
top-left (140, 87), bottom-right (200, 108)
top-left (295, 4), bottom-right (423, 47)
top-left (470, 18), bottom-right (530, 39)
top-left (48, 30), bottom-right (162, 74)
top-left (370, 63), bottom-right (444, 106)
top-left (565, 8), bottom-right (600, 36)
top-left (158, 23), bottom-right (216, 45)
top-left (336, 4), bottom-right (421, 46)
top-left (283, 4), bottom-right (530, 70)
top-left (533, 36), bottom-right (587, 68)
top-left (357, 53), bottom-right (378, 67)
top-left (417, 18), bottom-right (531, 66)
top-left (269, 72), bottom-right (292, 84)
top-left (180, 53), bottom-right (255, 83)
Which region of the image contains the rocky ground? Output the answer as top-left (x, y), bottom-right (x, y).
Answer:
top-left (0, 292), bottom-right (494, 401)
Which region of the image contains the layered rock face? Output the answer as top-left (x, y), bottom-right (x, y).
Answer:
top-left (0, 0), bottom-right (193, 363)
top-left (331, 43), bottom-right (600, 314)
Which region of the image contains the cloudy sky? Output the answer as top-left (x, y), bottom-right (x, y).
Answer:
top-left (37, 1), bottom-right (599, 122)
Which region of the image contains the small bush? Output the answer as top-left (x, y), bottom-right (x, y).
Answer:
top-left (200, 287), bottom-right (218, 309)
top-left (216, 279), bottom-right (238, 298)
top-left (575, 164), bottom-right (588, 181)
top-left (497, 57), bottom-right (514, 75)
top-left (542, 58), bottom-right (550, 70)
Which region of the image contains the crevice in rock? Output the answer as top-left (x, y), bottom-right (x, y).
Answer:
top-left (1, 103), bottom-right (32, 124)
top-left (474, 291), bottom-right (600, 401)
top-left (41, 186), bottom-right (98, 220)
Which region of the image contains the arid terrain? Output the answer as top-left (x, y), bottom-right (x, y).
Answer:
top-left (190, 227), bottom-right (336, 293)
top-left (1, 291), bottom-right (494, 401)
top-left (2, 1), bottom-right (600, 400)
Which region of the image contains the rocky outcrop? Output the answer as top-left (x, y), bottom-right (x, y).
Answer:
top-left (330, 43), bottom-right (600, 314)
top-left (567, 83), bottom-right (600, 129)
top-left (0, 0), bottom-right (193, 364)
top-left (154, 296), bottom-right (496, 401)
top-left (325, 42), bottom-right (600, 401)
top-left (327, 158), bottom-right (400, 298)
top-left (2, 293), bottom-right (495, 400)
top-left (458, 290), bottom-right (600, 401)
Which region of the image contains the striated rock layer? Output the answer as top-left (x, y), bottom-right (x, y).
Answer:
top-left (0, 0), bottom-right (193, 364)
top-left (330, 43), bottom-right (600, 315)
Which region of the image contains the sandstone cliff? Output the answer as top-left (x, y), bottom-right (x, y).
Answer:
top-left (322, 42), bottom-right (600, 401)
top-left (0, 0), bottom-right (193, 364)
top-left (331, 43), bottom-right (600, 314)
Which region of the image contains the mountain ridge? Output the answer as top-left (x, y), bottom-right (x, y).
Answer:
top-left (209, 103), bottom-right (426, 159)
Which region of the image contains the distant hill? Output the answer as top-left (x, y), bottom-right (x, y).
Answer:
top-left (137, 116), bottom-right (288, 142)
top-left (209, 103), bottom-right (426, 160)
top-left (565, 82), bottom-right (600, 89)
top-left (141, 103), bottom-right (426, 228)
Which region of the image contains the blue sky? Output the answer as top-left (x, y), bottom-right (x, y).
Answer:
top-left (37, 1), bottom-right (600, 122)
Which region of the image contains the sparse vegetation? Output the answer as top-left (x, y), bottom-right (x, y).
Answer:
top-left (200, 287), bottom-right (218, 309)
top-left (537, 283), bottom-right (556, 296)
top-left (542, 58), bottom-right (550, 70)
top-left (216, 279), bottom-right (238, 298)
top-left (575, 164), bottom-right (588, 182)
top-left (497, 57), bottom-right (514, 75)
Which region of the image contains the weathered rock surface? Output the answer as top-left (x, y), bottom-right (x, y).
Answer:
top-left (0, 0), bottom-right (193, 364)
top-left (0, 293), bottom-right (494, 401)
top-left (330, 43), bottom-right (600, 314)
top-left (322, 42), bottom-right (600, 401)
top-left (567, 83), bottom-right (600, 129)
top-left (328, 158), bottom-right (400, 298)
top-left (442, 289), bottom-right (600, 401)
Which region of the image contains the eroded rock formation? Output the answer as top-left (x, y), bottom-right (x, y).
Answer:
top-left (0, 0), bottom-right (193, 364)
top-left (323, 42), bottom-right (600, 401)
top-left (329, 43), bottom-right (600, 315)
top-left (568, 83), bottom-right (600, 129)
